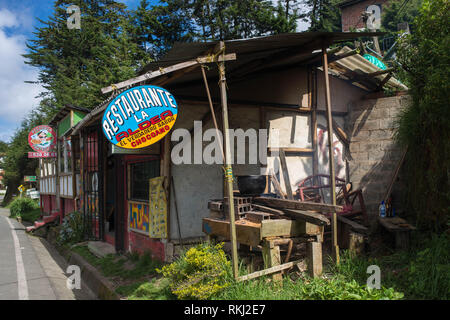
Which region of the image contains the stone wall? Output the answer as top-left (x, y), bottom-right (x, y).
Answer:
top-left (346, 94), bottom-right (410, 228)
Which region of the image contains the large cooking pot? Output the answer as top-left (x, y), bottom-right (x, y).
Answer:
top-left (236, 175), bottom-right (267, 196)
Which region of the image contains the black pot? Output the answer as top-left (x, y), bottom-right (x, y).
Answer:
top-left (236, 175), bottom-right (267, 196)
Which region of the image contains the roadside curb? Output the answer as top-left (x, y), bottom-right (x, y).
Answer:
top-left (46, 227), bottom-right (120, 300)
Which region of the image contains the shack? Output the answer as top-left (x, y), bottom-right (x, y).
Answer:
top-left (32, 105), bottom-right (88, 230)
top-left (69, 32), bottom-right (407, 265)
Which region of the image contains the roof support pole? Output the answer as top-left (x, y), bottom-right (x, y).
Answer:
top-left (321, 42), bottom-right (340, 264)
top-left (218, 41), bottom-right (239, 279)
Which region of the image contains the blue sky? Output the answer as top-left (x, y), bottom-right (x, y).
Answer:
top-left (0, 0), bottom-right (308, 143)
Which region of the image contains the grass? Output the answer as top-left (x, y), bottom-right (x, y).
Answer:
top-left (70, 244), bottom-right (167, 299)
top-left (71, 245), bottom-right (163, 280)
top-left (70, 233), bottom-right (449, 300)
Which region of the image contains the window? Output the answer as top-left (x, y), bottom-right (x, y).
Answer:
top-left (59, 137), bottom-right (72, 173)
top-left (129, 160), bottom-right (160, 201)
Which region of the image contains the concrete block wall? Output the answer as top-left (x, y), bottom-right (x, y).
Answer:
top-left (346, 95), bottom-right (410, 227)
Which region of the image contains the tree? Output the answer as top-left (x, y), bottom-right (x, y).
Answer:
top-left (302, 0), bottom-right (341, 32)
top-left (396, 0), bottom-right (450, 231)
top-left (24, 0), bottom-right (143, 110)
top-left (130, 0), bottom-right (300, 58)
top-left (381, 0), bottom-right (422, 33)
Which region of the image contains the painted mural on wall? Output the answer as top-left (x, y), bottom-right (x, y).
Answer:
top-left (101, 85), bottom-right (178, 149)
top-left (129, 202), bottom-right (150, 234)
top-left (317, 125), bottom-right (346, 179)
top-left (149, 176), bottom-right (168, 238)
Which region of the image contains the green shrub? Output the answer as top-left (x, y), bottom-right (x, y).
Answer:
top-left (9, 197), bottom-right (39, 218)
top-left (158, 242), bottom-right (232, 300)
top-left (58, 211), bottom-right (85, 245)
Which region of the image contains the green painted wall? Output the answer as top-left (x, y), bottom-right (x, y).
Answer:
top-left (73, 110), bottom-right (86, 125)
top-left (58, 114), bottom-right (71, 137)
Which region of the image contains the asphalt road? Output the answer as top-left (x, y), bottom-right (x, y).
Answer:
top-left (0, 207), bottom-right (95, 300)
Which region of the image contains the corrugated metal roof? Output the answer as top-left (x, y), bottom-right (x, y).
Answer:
top-left (328, 46), bottom-right (408, 91)
top-left (140, 31), bottom-right (384, 72)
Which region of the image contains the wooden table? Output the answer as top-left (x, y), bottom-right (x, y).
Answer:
top-left (378, 217), bottom-right (416, 250)
top-left (202, 217), bottom-right (324, 279)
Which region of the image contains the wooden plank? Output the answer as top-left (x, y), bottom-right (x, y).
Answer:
top-left (283, 209), bottom-right (330, 226)
top-left (261, 219), bottom-right (321, 237)
top-left (254, 197), bottom-right (342, 214)
top-left (337, 215), bottom-right (368, 234)
top-left (237, 259), bottom-right (302, 282)
top-left (202, 218), bottom-right (261, 247)
top-left (251, 204), bottom-right (285, 216)
top-left (101, 53), bottom-right (237, 93)
top-left (269, 170), bottom-right (286, 199)
top-left (279, 148), bottom-right (294, 199)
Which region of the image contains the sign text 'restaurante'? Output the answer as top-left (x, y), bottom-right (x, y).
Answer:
top-left (102, 85), bottom-right (178, 149)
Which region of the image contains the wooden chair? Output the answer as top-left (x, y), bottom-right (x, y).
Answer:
top-left (296, 174), bottom-right (368, 226)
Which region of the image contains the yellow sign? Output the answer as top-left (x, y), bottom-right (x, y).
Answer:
top-left (18, 185), bottom-right (25, 192)
top-left (149, 177), bottom-right (168, 238)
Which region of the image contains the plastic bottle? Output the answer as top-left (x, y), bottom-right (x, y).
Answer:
top-left (379, 201), bottom-right (386, 218)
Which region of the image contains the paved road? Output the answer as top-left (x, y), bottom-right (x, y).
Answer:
top-left (0, 208), bottom-right (95, 300)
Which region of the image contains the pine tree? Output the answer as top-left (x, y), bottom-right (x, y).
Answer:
top-left (302, 0), bottom-right (341, 32)
top-left (130, 0), bottom-right (299, 58)
top-left (24, 0), bottom-right (143, 110)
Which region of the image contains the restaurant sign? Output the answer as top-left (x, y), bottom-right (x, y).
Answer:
top-left (28, 125), bottom-right (56, 152)
top-left (102, 85), bottom-right (178, 149)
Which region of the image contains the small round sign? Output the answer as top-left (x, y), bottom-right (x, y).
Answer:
top-left (102, 85), bottom-right (178, 149)
top-left (28, 125), bottom-right (56, 152)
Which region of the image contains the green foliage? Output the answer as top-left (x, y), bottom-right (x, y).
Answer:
top-left (302, 0), bottom-right (342, 32)
top-left (214, 273), bottom-right (403, 300)
top-left (158, 242), bottom-right (232, 300)
top-left (395, 0), bottom-right (450, 231)
top-left (72, 245), bottom-right (162, 280)
top-left (403, 234), bottom-right (450, 299)
top-left (58, 211), bottom-right (85, 245)
top-left (24, 0), bottom-right (144, 111)
top-left (116, 278), bottom-right (174, 300)
top-left (130, 0), bottom-right (299, 58)
top-left (9, 197), bottom-right (39, 218)
top-left (381, 0), bottom-right (422, 33)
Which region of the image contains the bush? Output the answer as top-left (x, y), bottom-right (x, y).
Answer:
top-left (157, 242), bottom-right (232, 300)
top-left (9, 197), bottom-right (39, 218)
top-left (58, 211), bottom-right (84, 245)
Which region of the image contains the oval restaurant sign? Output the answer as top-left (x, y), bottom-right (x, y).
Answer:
top-left (28, 125), bottom-right (56, 152)
top-left (102, 85), bottom-right (178, 149)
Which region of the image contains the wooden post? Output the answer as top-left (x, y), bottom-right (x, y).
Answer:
top-left (321, 42), bottom-right (340, 264)
top-left (262, 239), bottom-right (282, 281)
top-left (310, 68), bottom-right (318, 181)
top-left (307, 238), bottom-right (323, 278)
top-left (218, 41), bottom-right (239, 279)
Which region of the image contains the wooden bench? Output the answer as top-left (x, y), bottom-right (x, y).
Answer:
top-left (378, 217), bottom-right (416, 250)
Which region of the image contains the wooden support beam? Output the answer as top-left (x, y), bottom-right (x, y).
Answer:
top-left (307, 240), bottom-right (323, 278)
top-left (101, 53), bottom-right (237, 94)
top-left (262, 239), bottom-right (282, 281)
top-left (337, 215), bottom-right (368, 234)
top-left (322, 42), bottom-right (339, 263)
top-left (254, 197), bottom-right (343, 213)
top-left (251, 204), bottom-right (285, 216)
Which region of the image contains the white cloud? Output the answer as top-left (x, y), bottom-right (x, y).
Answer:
top-left (0, 8), bottom-right (43, 141)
